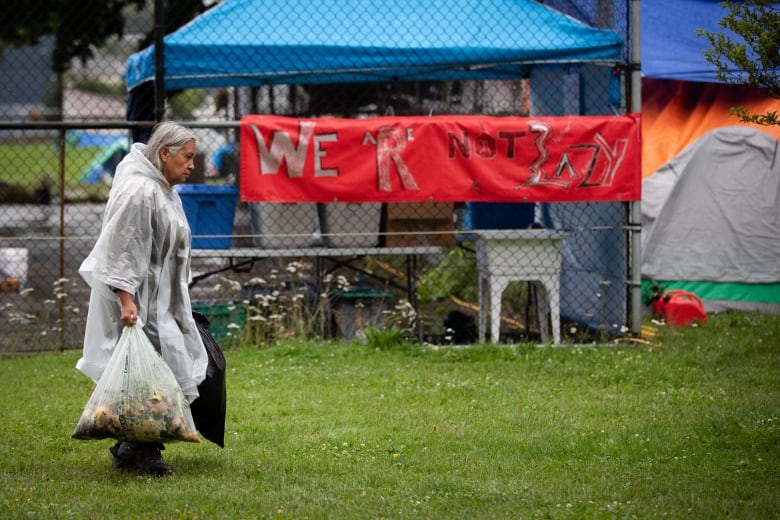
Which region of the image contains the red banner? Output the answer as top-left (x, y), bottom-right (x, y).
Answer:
top-left (240, 114), bottom-right (641, 203)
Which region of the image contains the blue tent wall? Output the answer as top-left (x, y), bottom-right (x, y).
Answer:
top-left (529, 3), bottom-right (627, 335)
top-left (528, 60), bottom-right (626, 333)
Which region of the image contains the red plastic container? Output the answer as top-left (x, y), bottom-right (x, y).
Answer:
top-left (661, 290), bottom-right (707, 327)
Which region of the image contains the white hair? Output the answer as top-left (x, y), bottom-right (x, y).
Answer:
top-left (143, 121), bottom-right (197, 171)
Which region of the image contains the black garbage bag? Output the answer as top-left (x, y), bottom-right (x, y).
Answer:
top-left (191, 311), bottom-right (227, 447)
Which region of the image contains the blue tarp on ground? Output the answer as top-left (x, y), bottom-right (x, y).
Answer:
top-left (125, 0), bottom-right (623, 91)
top-left (69, 131), bottom-right (127, 148)
top-left (79, 139), bottom-right (129, 184)
top-left (67, 131), bottom-right (129, 184)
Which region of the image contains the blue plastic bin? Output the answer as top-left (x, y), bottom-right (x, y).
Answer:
top-left (464, 202), bottom-right (535, 230)
top-left (456, 202), bottom-right (535, 242)
top-left (175, 184), bottom-right (239, 249)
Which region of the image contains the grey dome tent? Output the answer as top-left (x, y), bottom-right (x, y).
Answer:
top-left (641, 126), bottom-right (780, 314)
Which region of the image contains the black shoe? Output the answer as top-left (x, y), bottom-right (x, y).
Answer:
top-left (109, 442), bottom-right (134, 471)
top-left (116, 441), bottom-right (173, 476)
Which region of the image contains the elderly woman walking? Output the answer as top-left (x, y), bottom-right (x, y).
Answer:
top-left (76, 122), bottom-right (208, 476)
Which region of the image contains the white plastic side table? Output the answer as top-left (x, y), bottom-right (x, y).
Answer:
top-left (474, 230), bottom-right (565, 344)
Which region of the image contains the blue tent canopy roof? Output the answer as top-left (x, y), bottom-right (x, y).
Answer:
top-left (125, 0), bottom-right (623, 91)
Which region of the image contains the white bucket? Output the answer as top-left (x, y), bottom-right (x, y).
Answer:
top-left (248, 202), bottom-right (321, 248)
top-left (0, 248), bottom-right (29, 288)
top-left (320, 203), bottom-right (382, 248)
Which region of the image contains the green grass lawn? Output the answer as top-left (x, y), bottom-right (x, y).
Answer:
top-left (0, 142), bottom-right (106, 201)
top-left (0, 143), bottom-right (98, 182)
top-left (1, 312), bottom-right (778, 519)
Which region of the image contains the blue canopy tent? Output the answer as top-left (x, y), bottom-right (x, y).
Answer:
top-left (125, 0), bottom-right (623, 92)
top-left (125, 0), bottom-right (631, 338)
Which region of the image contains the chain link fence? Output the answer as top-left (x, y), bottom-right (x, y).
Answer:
top-left (1, 0), bottom-right (635, 352)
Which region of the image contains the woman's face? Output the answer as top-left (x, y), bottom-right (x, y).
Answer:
top-left (161, 140), bottom-right (197, 186)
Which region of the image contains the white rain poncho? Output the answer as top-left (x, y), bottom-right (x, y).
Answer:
top-left (77, 143), bottom-right (207, 402)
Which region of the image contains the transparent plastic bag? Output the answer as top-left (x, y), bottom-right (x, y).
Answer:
top-left (72, 325), bottom-right (200, 443)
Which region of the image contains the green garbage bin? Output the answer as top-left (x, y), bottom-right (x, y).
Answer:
top-left (332, 288), bottom-right (394, 340)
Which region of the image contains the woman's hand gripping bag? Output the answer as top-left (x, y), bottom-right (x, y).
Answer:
top-left (72, 325), bottom-right (200, 443)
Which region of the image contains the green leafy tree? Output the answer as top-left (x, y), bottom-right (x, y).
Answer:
top-left (1, 0), bottom-right (146, 74)
top-left (697, 0), bottom-right (780, 126)
top-left (0, 0), bottom-right (210, 75)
